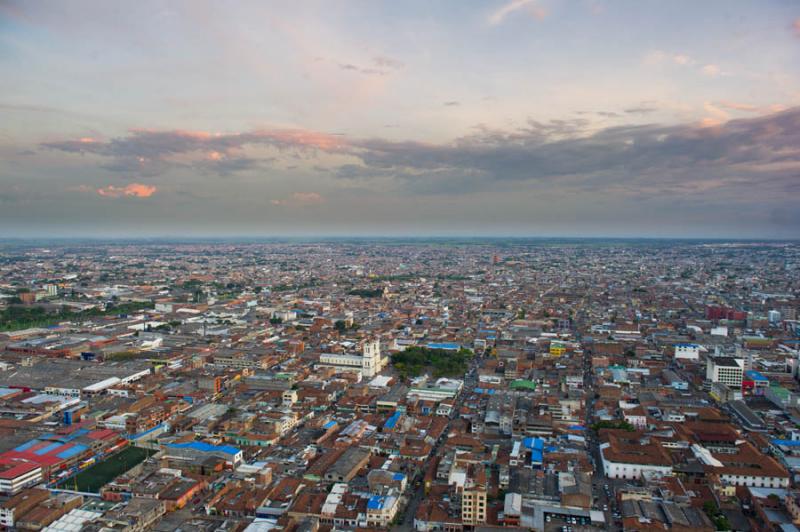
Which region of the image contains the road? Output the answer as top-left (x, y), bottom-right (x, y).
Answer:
top-left (582, 339), bottom-right (622, 531)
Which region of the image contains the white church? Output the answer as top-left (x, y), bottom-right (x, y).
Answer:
top-left (318, 339), bottom-right (387, 378)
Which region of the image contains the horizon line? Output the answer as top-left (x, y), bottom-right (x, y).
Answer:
top-left (0, 235), bottom-right (798, 243)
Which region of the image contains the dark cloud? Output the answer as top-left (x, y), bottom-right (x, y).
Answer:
top-left (443, 101), bottom-right (460, 107)
top-left (40, 109), bottom-right (800, 213)
top-left (341, 107), bottom-right (800, 197)
top-left (43, 129), bottom-right (345, 176)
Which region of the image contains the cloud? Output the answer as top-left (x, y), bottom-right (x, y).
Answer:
top-left (93, 183), bottom-right (157, 198)
top-left (372, 55), bottom-right (404, 70)
top-left (794, 18), bottom-right (800, 37)
top-left (42, 108), bottom-right (800, 210)
top-left (644, 50), bottom-right (696, 67)
top-left (336, 107), bottom-right (800, 198)
top-left (333, 55), bottom-right (403, 77)
top-left (338, 63), bottom-right (387, 76)
top-left (270, 192), bottom-right (325, 206)
top-left (43, 128), bottom-right (347, 176)
top-left (488, 0), bottom-right (547, 26)
top-left (624, 106), bottom-right (657, 115)
top-left (443, 101), bottom-right (460, 107)
top-left (717, 101), bottom-right (758, 112)
top-left (645, 51), bottom-right (728, 78)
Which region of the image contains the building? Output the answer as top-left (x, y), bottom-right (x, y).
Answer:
top-left (164, 441), bottom-right (243, 466)
top-left (712, 442), bottom-right (790, 488)
top-left (706, 356), bottom-right (744, 389)
top-left (365, 494), bottom-right (400, 527)
top-left (461, 466), bottom-right (487, 525)
top-left (0, 461), bottom-right (43, 496)
top-left (674, 343), bottom-right (700, 361)
top-left (323, 448), bottom-right (370, 483)
top-left (0, 488), bottom-right (49, 527)
top-left (600, 432), bottom-right (673, 480)
top-left (318, 340), bottom-right (387, 378)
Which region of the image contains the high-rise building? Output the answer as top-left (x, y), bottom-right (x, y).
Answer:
top-left (706, 356), bottom-right (744, 389)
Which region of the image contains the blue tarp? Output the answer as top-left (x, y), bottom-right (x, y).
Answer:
top-left (385, 411), bottom-right (402, 430)
top-left (367, 495), bottom-right (385, 510)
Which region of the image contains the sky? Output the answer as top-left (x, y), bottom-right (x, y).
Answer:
top-left (1, 0), bottom-right (799, 239)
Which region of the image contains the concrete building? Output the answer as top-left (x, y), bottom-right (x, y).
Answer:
top-left (706, 356), bottom-right (744, 388)
top-left (674, 343), bottom-right (700, 361)
top-left (318, 340), bottom-right (387, 378)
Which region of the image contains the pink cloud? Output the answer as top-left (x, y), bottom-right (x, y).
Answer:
top-left (95, 183), bottom-right (157, 198)
top-left (717, 101), bottom-right (757, 112)
top-left (794, 18), bottom-right (800, 37)
top-left (701, 64), bottom-right (721, 77)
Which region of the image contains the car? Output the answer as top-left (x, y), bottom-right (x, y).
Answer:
top-left (603, 505), bottom-right (608, 511)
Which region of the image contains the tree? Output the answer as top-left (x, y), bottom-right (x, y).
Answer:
top-left (334, 320), bottom-right (347, 333)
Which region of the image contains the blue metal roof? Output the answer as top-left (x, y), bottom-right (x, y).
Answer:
top-left (772, 439), bottom-right (800, 447)
top-left (426, 342), bottom-right (460, 350)
top-left (323, 420), bottom-right (337, 429)
top-left (745, 370), bottom-right (769, 382)
top-left (393, 473), bottom-right (406, 481)
top-left (34, 442), bottom-right (62, 456)
top-left (57, 444), bottom-right (88, 460)
top-left (14, 440), bottom-right (38, 452)
top-left (168, 441), bottom-right (241, 455)
top-left (523, 437), bottom-right (544, 450)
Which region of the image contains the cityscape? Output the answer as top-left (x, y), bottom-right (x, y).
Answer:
top-left (2, 1), bottom-right (800, 531)
top-left (0, 238), bottom-right (796, 531)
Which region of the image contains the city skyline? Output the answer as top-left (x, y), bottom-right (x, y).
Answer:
top-left (2, 1), bottom-right (800, 238)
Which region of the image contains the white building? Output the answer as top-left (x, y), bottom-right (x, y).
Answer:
top-left (0, 462), bottom-right (43, 496)
top-left (706, 356), bottom-right (744, 388)
top-left (318, 340), bottom-right (387, 378)
top-left (674, 343), bottom-right (700, 361)
top-left (365, 494), bottom-right (400, 528)
top-left (599, 441), bottom-right (672, 480)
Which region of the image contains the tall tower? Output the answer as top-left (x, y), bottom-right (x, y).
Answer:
top-left (361, 340), bottom-right (381, 377)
